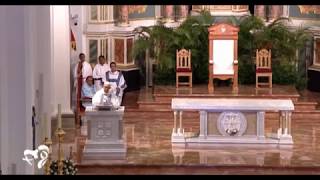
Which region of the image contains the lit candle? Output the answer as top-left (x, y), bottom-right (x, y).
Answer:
top-left (58, 104), bottom-right (62, 129)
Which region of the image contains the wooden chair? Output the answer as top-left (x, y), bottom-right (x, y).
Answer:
top-left (256, 49), bottom-right (272, 88)
top-left (208, 23), bottom-right (239, 92)
top-left (176, 49), bottom-right (192, 88)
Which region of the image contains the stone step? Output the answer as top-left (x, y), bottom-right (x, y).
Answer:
top-left (291, 111), bottom-right (320, 120)
top-left (154, 95), bottom-right (300, 103)
top-left (76, 164), bottom-right (320, 175)
top-left (137, 101), bottom-right (318, 111)
top-left (294, 101), bottom-right (318, 111)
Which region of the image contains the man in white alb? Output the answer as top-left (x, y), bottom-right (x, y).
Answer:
top-left (93, 55), bottom-right (110, 91)
top-left (74, 53), bottom-right (93, 85)
top-left (104, 62), bottom-right (127, 105)
top-left (74, 53), bottom-right (93, 115)
top-left (92, 81), bottom-right (121, 108)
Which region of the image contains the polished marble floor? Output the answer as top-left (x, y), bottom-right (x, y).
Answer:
top-left (50, 85), bottom-right (320, 174)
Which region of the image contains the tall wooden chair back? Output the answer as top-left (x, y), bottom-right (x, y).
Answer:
top-left (176, 49), bottom-right (192, 88)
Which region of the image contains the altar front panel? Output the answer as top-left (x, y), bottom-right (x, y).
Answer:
top-left (207, 112), bottom-right (257, 136)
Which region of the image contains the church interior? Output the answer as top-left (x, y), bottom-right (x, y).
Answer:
top-left (1, 5), bottom-right (320, 175)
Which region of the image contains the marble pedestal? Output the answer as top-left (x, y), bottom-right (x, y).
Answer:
top-left (82, 106), bottom-right (126, 160)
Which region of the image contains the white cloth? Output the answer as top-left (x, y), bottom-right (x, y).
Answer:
top-left (92, 63), bottom-right (110, 90)
top-left (74, 61), bottom-right (93, 85)
top-left (92, 88), bottom-right (121, 108)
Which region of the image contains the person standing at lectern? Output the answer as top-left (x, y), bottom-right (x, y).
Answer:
top-left (92, 81), bottom-right (121, 108)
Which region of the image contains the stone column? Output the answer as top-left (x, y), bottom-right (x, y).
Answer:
top-left (255, 5), bottom-right (266, 20)
top-left (269, 5), bottom-right (282, 21)
top-left (173, 111), bottom-right (177, 134)
top-left (257, 111), bottom-right (265, 139)
top-left (199, 111), bottom-right (207, 138)
top-left (180, 5), bottom-right (188, 19)
top-left (179, 111), bottom-right (183, 134)
top-left (165, 5), bottom-right (174, 22)
top-left (155, 5), bottom-right (162, 19)
top-left (119, 5), bottom-right (129, 26)
top-left (51, 6), bottom-right (73, 115)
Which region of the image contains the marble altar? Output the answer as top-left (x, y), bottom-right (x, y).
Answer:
top-left (82, 106), bottom-right (126, 160)
top-left (171, 98), bottom-right (294, 145)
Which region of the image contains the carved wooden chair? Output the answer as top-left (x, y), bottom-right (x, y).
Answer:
top-left (208, 23), bottom-right (239, 92)
top-left (256, 49), bottom-right (272, 88)
top-left (176, 49), bottom-right (192, 88)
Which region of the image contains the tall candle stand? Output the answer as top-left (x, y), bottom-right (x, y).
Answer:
top-left (43, 137), bottom-right (52, 175)
top-left (55, 127), bottom-right (66, 175)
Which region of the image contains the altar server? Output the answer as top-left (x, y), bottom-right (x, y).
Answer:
top-left (105, 62), bottom-right (127, 105)
top-left (74, 53), bottom-right (93, 85)
top-left (93, 55), bottom-right (110, 91)
top-left (81, 76), bottom-right (96, 98)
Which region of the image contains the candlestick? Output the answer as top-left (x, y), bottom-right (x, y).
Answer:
top-left (43, 137), bottom-right (52, 175)
top-left (58, 104), bottom-right (62, 129)
top-left (55, 128), bottom-right (66, 175)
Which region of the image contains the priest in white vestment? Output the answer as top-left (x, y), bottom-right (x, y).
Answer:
top-left (92, 81), bottom-right (121, 108)
top-left (104, 62), bottom-right (127, 105)
top-left (93, 55), bottom-right (110, 91)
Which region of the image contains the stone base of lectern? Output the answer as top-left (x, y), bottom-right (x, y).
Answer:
top-left (82, 140), bottom-right (126, 160)
top-left (82, 106), bottom-right (126, 161)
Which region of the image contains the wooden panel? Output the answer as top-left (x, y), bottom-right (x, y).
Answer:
top-left (207, 113), bottom-right (219, 135)
top-left (127, 38), bottom-right (133, 64)
top-left (316, 39), bottom-right (320, 64)
top-left (114, 39), bottom-right (124, 64)
top-left (244, 112), bottom-right (257, 135)
top-left (208, 23), bottom-right (239, 38)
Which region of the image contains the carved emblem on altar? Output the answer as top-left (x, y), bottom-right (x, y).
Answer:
top-left (217, 112), bottom-right (247, 136)
top-left (96, 121), bottom-right (112, 139)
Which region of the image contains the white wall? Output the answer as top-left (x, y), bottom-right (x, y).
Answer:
top-left (0, 6), bottom-right (34, 174)
top-left (0, 6), bottom-right (7, 174)
top-left (70, 5), bottom-right (84, 60)
top-left (0, 5), bottom-right (72, 174)
top-left (28, 6), bottom-right (52, 161)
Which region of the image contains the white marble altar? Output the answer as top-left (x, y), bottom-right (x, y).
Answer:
top-left (171, 98), bottom-right (294, 145)
top-left (82, 106), bottom-right (126, 160)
